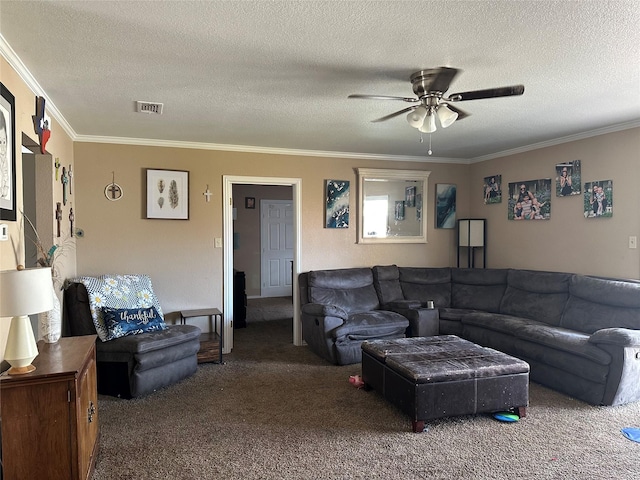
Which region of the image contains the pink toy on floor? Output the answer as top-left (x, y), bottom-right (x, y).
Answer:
top-left (349, 375), bottom-right (365, 388)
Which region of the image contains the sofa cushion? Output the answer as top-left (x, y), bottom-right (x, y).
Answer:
top-left (451, 268), bottom-right (508, 313)
top-left (75, 274), bottom-right (166, 341)
top-left (399, 267), bottom-right (451, 307)
top-left (307, 268), bottom-right (380, 314)
top-left (561, 275), bottom-right (640, 333)
top-left (372, 265), bottom-right (404, 304)
top-left (499, 270), bottom-right (571, 326)
top-left (96, 324), bottom-right (201, 359)
top-left (463, 312), bottom-right (610, 366)
top-left (333, 310), bottom-right (408, 340)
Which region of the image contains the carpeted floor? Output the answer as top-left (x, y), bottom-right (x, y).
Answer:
top-left (245, 296), bottom-right (293, 322)
top-left (92, 319), bottom-right (640, 480)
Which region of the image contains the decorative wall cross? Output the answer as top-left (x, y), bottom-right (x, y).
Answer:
top-left (55, 202), bottom-right (62, 237)
top-left (61, 166), bottom-right (69, 205)
top-left (203, 185), bottom-right (212, 203)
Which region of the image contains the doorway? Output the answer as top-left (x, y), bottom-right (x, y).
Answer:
top-left (222, 176), bottom-right (302, 354)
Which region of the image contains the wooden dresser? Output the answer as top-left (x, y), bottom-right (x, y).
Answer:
top-left (0, 335), bottom-right (100, 480)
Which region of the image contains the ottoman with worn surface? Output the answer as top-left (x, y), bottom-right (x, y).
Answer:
top-left (361, 335), bottom-right (529, 432)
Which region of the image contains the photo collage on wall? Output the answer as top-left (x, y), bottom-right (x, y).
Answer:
top-left (584, 180), bottom-right (613, 218)
top-left (483, 175), bottom-right (502, 204)
top-left (507, 179), bottom-right (551, 220)
top-left (485, 159), bottom-right (613, 220)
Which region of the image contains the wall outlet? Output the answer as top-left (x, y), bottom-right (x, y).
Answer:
top-left (629, 236), bottom-right (637, 249)
top-left (214, 237), bottom-right (223, 248)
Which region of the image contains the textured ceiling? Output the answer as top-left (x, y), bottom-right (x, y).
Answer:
top-left (1, 0), bottom-right (639, 162)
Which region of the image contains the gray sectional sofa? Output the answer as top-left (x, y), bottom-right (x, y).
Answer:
top-left (299, 265), bottom-right (640, 406)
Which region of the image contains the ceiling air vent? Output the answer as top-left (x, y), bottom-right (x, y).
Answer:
top-left (136, 101), bottom-right (164, 115)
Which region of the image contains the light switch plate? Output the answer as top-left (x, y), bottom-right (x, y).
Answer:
top-left (0, 224), bottom-right (8, 241)
top-left (629, 236), bottom-right (637, 249)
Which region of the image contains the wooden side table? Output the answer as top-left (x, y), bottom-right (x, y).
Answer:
top-left (179, 308), bottom-right (223, 364)
top-left (0, 335), bottom-right (100, 480)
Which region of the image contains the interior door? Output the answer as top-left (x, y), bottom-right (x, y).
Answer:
top-left (260, 199), bottom-right (293, 297)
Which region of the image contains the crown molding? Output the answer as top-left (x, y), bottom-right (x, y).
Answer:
top-left (469, 120), bottom-right (640, 163)
top-left (0, 33), bottom-right (78, 141)
top-left (73, 134), bottom-right (469, 164)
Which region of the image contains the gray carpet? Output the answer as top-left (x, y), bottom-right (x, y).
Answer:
top-left (245, 296), bottom-right (293, 322)
top-left (92, 319), bottom-right (640, 479)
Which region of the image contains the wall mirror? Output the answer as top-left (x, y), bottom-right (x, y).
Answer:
top-left (357, 168), bottom-right (430, 244)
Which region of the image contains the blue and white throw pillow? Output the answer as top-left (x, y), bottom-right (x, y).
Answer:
top-left (102, 306), bottom-right (166, 340)
top-left (74, 274), bottom-right (165, 341)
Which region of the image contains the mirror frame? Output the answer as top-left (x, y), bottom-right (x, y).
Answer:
top-left (357, 167), bottom-right (431, 244)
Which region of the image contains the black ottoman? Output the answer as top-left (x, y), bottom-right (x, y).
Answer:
top-left (361, 335), bottom-right (530, 432)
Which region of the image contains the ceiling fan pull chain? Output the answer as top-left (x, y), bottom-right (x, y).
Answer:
top-left (419, 133), bottom-right (424, 143)
top-left (428, 134), bottom-right (433, 156)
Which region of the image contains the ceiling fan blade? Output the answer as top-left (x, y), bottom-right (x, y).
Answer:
top-left (348, 94), bottom-right (419, 102)
top-left (371, 106), bottom-right (416, 123)
top-left (447, 85), bottom-right (525, 102)
top-left (442, 103), bottom-right (470, 120)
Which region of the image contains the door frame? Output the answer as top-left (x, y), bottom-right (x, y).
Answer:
top-left (222, 176), bottom-right (302, 353)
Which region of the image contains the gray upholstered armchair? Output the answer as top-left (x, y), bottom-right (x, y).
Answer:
top-left (299, 268), bottom-right (408, 365)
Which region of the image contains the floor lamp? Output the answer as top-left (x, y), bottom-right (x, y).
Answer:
top-left (0, 267), bottom-right (54, 375)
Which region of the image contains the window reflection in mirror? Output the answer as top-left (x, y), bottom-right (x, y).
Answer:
top-left (357, 168), bottom-right (430, 244)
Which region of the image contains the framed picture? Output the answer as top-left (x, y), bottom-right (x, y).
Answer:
top-left (584, 180), bottom-right (613, 218)
top-left (483, 174), bottom-right (502, 204)
top-left (436, 184), bottom-right (456, 228)
top-left (405, 186), bottom-right (416, 207)
top-left (556, 160), bottom-right (581, 196)
top-left (146, 169), bottom-right (189, 220)
top-left (245, 197), bottom-right (255, 209)
top-left (394, 201), bottom-right (405, 221)
top-left (325, 179), bottom-right (349, 228)
top-left (508, 179), bottom-right (551, 220)
top-left (0, 83), bottom-right (16, 221)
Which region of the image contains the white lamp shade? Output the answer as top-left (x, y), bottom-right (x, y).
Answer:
top-left (0, 267), bottom-right (54, 317)
top-left (418, 111), bottom-right (437, 133)
top-left (437, 104), bottom-right (459, 128)
top-left (406, 106), bottom-right (428, 128)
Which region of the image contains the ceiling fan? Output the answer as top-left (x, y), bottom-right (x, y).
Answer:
top-left (348, 67), bottom-right (524, 133)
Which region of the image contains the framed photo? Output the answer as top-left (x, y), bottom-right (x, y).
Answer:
top-left (508, 179), bottom-right (551, 220)
top-left (584, 180), bottom-right (613, 218)
top-left (245, 197), bottom-right (255, 209)
top-left (483, 174), bottom-right (502, 204)
top-left (556, 160), bottom-right (581, 196)
top-left (405, 186), bottom-right (416, 207)
top-left (0, 83), bottom-right (16, 221)
top-left (146, 169), bottom-right (189, 220)
top-left (394, 201), bottom-right (405, 221)
top-left (435, 184), bottom-right (456, 228)
top-left (325, 179), bottom-right (349, 228)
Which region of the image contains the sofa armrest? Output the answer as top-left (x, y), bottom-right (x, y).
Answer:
top-left (301, 303), bottom-right (348, 321)
top-left (588, 328), bottom-right (640, 347)
top-left (383, 306), bottom-right (439, 337)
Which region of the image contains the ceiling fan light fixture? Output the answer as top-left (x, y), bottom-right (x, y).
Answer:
top-left (436, 104), bottom-right (458, 128)
top-left (406, 105), bottom-right (428, 128)
top-left (418, 109), bottom-right (437, 133)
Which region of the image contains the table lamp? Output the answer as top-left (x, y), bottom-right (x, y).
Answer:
top-left (0, 266), bottom-right (54, 375)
